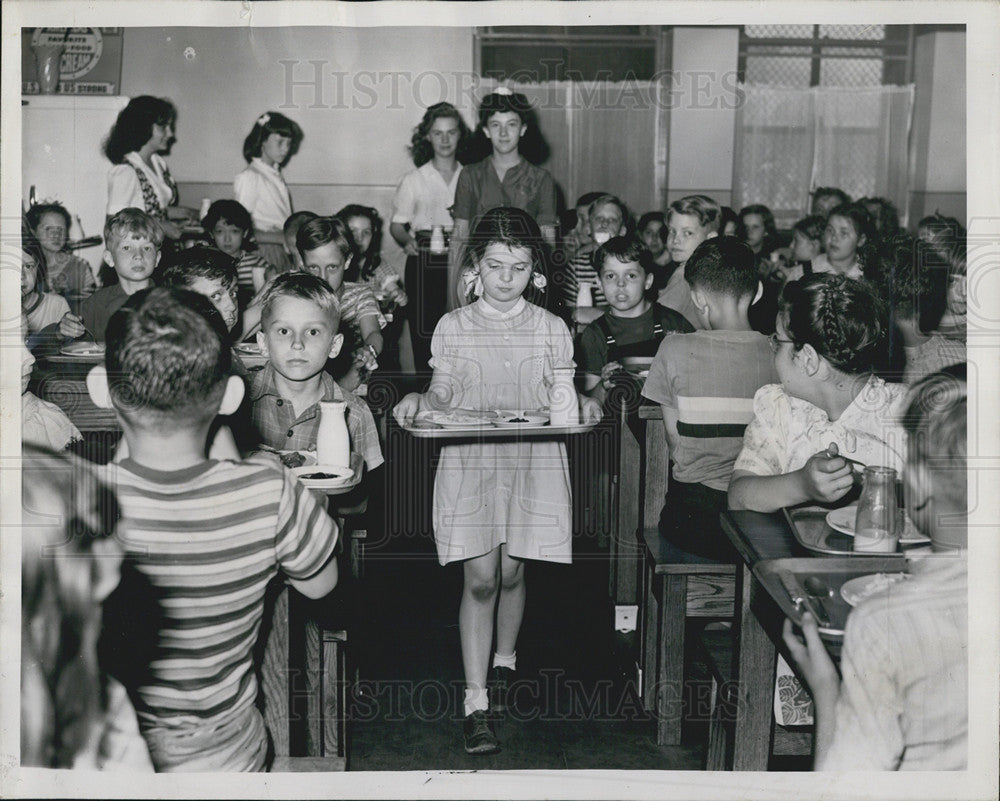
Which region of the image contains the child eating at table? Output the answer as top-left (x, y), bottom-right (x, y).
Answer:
top-left (22, 236), bottom-right (71, 352)
top-left (578, 235), bottom-right (693, 405)
top-left (26, 201), bottom-right (98, 305)
top-left (21, 444), bottom-right (152, 770)
top-left (728, 273), bottom-right (907, 512)
top-left (87, 287), bottom-right (340, 771)
top-left (783, 365), bottom-right (968, 770)
top-left (250, 271), bottom-right (384, 472)
top-left (393, 207), bottom-right (602, 756)
top-left (58, 208), bottom-right (162, 342)
top-left (641, 237), bottom-right (777, 560)
top-left (657, 195), bottom-right (721, 329)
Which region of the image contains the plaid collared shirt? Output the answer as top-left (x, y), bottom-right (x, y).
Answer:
top-left (248, 364), bottom-right (384, 470)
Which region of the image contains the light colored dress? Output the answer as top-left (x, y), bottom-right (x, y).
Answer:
top-left (430, 297), bottom-right (574, 565)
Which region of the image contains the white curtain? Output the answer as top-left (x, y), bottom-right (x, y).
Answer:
top-left (733, 84), bottom-right (915, 227)
top-left (483, 79), bottom-right (663, 217)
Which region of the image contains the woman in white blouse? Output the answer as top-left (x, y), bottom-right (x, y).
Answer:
top-left (390, 102), bottom-right (473, 375)
top-left (104, 96), bottom-right (191, 245)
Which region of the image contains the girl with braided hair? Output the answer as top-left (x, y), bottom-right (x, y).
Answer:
top-left (728, 273), bottom-right (908, 512)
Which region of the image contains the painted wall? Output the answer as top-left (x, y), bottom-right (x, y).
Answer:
top-left (910, 30), bottom-right (966, 223)
top-left (665, 27), bottom-right (739, 208)
top-left (120, 26), bottom-right (477, 267)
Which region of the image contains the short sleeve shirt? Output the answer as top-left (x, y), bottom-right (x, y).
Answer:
top-left (248, 364), bottom-right (384, 470)
top-left (234, 158), bottom-right (292, 232)
top-left (733, 376), bottom-right (908, 477)
top-left (391, 162), bottom-right (462, 231)
top-left (339, 281), bottom-right (387, 334)
top-left (452, 158), bottom-right (556, 228)
top-left (577, 305), bottom-right (693, 377)
top-left (641, 330), bottom-right (778, 490)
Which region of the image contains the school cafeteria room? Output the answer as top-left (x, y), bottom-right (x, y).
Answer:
top-left (6, 6), bottom-right (997, 797)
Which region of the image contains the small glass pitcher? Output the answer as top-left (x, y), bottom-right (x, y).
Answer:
top-left (853, 466), bottom-right (900, 553)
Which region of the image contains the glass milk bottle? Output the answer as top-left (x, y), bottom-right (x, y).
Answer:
top-left (316, 400), bottom-right (351, 469)
top-left (549, 366), bottom-right (579, 426)
top-left (853, 466), bottom-right (899, 553)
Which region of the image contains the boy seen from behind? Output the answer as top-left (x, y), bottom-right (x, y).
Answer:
top-left (59, 208), bottom-right (162, 342)
top-left (641, 237), bottom-right (777, 560)
top-left (89, 287), bottom-right (340, 771)
top-left (784, 366), bottom-right (968, 770)
top-left (578, 235), bottom-right (693, 404)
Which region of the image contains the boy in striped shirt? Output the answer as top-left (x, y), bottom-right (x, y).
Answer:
top-left (641, 237), bottom-right (777, 560)
top-left (90, 287), bottom-right (339, 771)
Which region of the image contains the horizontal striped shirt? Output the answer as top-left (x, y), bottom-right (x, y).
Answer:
top-left (235, 250), bottom-right (271, 290)
top-left (101, 458), bottom-right (338, 730)
top-left (642, 330), bottom-right (777, 491)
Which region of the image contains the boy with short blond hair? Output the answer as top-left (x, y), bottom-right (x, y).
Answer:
top-left (784, 365), bottom-right (968, 770)
top-left (59, 207), bottom-right (162, 341)
top-left (250, 271), bottom-right (384, 471)
top-left (658, 194), bottom-right (721, 329)
top-left (90, 287), bottom-right (339, 771)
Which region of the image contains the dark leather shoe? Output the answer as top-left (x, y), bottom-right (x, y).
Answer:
top-left (490, 665), bottom-right (514, 715)
top-left (463, 710), bottom-right (500, 755)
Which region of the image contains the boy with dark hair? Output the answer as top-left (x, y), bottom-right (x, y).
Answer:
top-left (58, 207), bottom-right (162, 341)
top-left (250, 271), bottom-right (384, 471)
top-left (784, 366), bottom-right (968, 770)
top-left (641, 236), bottom-right (777, 559)
top-left (87, 287), bottom-right (339, 771)
top-left (159, 245), bottom-right (240, 334)
top-left (657, 194), bottom-right (721, 329)
top-left (578, 235), bottom-right (693, 404)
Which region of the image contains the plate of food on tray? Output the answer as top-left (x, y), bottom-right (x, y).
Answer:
top-left (59, 341), bottom-right (106, 357)
top-left (492, 412), bottom-right (550, 428)
top-left (421, 410), bottom-right (499, 428)
top-left (290, 464), bottom-right (355, 488)
top-left (840, 572), bottom-right (912, 606)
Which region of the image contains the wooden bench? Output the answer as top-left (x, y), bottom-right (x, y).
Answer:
top-left (258, 581), bottom-right (348, 771)
top-left (640, 528), bottom-right (735, 745)
top-left (636, 409), bottom-right (736, 746)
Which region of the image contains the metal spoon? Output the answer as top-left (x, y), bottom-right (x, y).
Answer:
top-left (803, 576), bottom-right (834, 624)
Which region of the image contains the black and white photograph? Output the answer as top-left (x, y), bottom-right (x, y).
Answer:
top-left (1, 1), bottom-right (997, 799)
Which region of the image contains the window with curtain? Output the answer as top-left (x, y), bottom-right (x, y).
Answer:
top-left (733, 25), bottom-right (916, 227)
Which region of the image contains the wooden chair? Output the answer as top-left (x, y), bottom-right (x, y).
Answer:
top-left (258, 581), bottom-right (348, 771)
top-left (636, 411), bottom-right (735, 746)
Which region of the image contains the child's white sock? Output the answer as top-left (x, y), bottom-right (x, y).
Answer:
top-left (463, 688), bottom-right (489, 717)
top-left (492, 651), bottom-right (516, 671)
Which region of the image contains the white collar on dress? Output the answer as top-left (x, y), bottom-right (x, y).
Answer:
top-left (124, 151), bottom-right (164, 177)
top-left (251, 157), bottom-right (282, 177)
top-left (476, 296), bottom-right (526, 318)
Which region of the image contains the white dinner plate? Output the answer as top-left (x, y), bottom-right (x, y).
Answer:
top-left (423, 411), bottom-right (497, 428)
top-left (234, 342), bottom-right (263, 355)
top-left (825, 505), bottom-right (930, 545)
top-left (493, 413), bottom-right (549, 428)
top-left (60, 341), bottom-right (105, 356)
top-left (291, 464), bottom-right (354, 488)
top-left (840, 572), bottom-right (911, 607)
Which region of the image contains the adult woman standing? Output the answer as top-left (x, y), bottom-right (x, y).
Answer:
top-left (104, 96), bottom-right (190, 245)
top-left (390, 102), bottom-right (473, 375)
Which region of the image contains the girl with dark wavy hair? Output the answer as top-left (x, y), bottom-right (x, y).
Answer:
top-left (729, 273), bottom-right (908, 512)
top-left (390, 102), bottom-right (473, 374)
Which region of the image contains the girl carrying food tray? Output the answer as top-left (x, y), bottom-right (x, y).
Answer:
top-left (393, 207), bottom-right (601, 756)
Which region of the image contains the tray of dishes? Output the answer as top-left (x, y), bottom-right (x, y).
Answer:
top-left (783, 506), bottom-right (924, 557)
top-left (400, 409), bottom-right (598, 439)
top-left (754, 556), bottom-right (912, 640)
